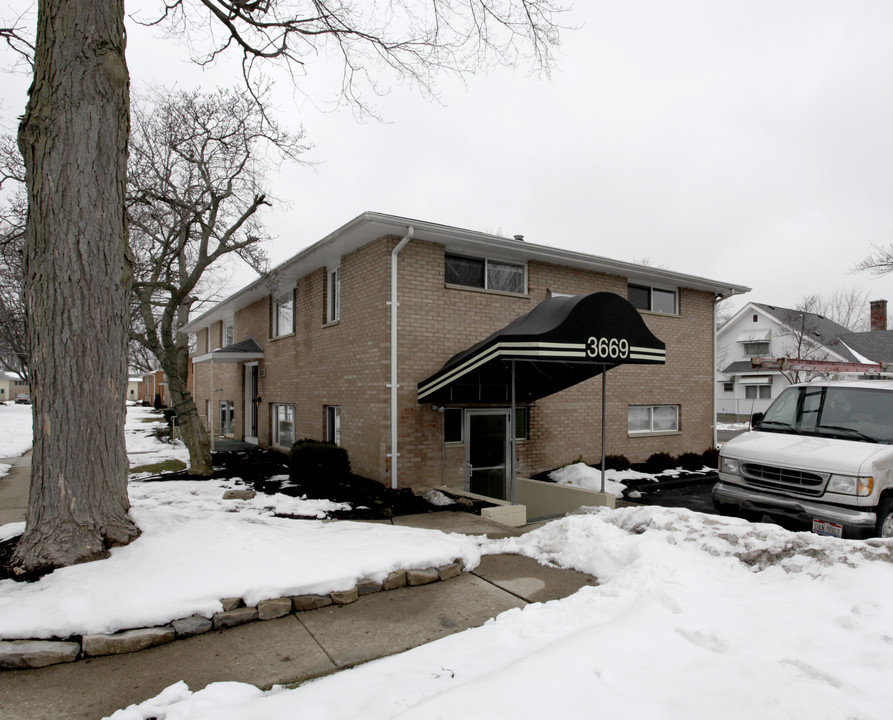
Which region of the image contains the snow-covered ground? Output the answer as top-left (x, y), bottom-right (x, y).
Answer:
top-left (0, 478), bottom-right (480, 639)
top-left (0, 404), bottom-right (33, 462)
top-left (109, 507), bottom-right (893, 720)
top-left (125, 406), bottom-right (191, 474)
top-left (4, 407), bottom-right (893, 718)
top-left (548, 461), bottom-right (650, 496)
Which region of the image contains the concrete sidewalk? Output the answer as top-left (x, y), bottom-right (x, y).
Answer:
top-left (0, 451), bottom-right (29, 527)
top-left (0, 510), bottom-right (596, 720)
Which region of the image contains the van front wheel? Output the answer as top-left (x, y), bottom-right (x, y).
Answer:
top-left (876, 499), bottom-right (893, 538)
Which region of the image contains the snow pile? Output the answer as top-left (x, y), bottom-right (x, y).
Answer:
top-left (423, 489), bottom-right (456, 507)
top-left (548, 461), bottom-right (651, 496)
top-left (111, 506), bottom-right (893, 720)
top-left (0, 479), bottom-right (482, 640)
top-left (0, 404), bottom-right (32, 459)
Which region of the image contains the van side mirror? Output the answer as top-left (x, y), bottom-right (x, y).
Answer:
top-left (750, 412), bottom-right (764, 428)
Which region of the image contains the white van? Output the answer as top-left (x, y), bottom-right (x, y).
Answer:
top-left (714, 379), bottom-right (893, 539)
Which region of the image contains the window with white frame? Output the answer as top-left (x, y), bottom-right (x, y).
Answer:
top-left (745, 385), bottom-right (771, 400)
top-left (223, 318), bottom-right (234, 347)
top-left (628, 405), bottom-right (679, 434)
top-left (273, 290), bottom-right (294, 337)
top-left (445, 254), bottom-right (526, 294)
top-left (326, 405), bottom-right (341, 446)
top-left (273, 403), bottom-right (296, 448)
top-left (327, 266), bottom-right (341, 323)
top-left (742, 341), bottom-right (770, 357)
top-left (628, 284), bottom-right (677, 314)
top-left (723, 381), bottom-right (734, 393)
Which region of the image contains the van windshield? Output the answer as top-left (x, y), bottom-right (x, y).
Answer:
top-left (757, 386), bottom-right (893, 443)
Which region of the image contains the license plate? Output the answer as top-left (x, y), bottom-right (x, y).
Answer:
top-left (812, 519), bottom-right (843, 538)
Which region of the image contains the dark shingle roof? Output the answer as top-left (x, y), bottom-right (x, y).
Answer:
top-left (837, 330), bottom-right (893, 363)
top-left (753, 302), bottom-right (859, 361)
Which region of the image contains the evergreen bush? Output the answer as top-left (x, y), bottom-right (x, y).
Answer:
top-left (644, 451), bottom-right (676, 474)
top-left (288, 439), bottom-right (351, 484)
top-left (677, 452), bottom-right (704, 471)
top-left (701, 447), bottom-right (720, 470)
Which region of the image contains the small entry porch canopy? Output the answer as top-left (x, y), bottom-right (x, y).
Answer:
top-left (191, 338), bottom-right (265, 450)
top-left (417, 292), bottom-right (667, 497)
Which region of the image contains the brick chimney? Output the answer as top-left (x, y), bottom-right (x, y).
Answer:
top-left (870, 299), bottom-right (887, 332)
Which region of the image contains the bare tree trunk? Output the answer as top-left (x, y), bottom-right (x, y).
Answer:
top-left (165, 344), bottom-right (212, 476)
top-left (13, 0), bottom-right (139, 573)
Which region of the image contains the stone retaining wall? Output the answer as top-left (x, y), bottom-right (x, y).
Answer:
top-left (0, 560), bottom-right (465, 670)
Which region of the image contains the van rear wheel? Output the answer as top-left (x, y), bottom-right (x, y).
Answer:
top-left (876, 499), bottom-right (893, 538)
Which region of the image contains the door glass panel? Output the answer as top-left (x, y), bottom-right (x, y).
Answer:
top-left (468, 413), bottom-right (508, 500)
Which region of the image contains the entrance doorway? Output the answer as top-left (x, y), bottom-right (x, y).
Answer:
top-left (466, 410), bottom-right (511, 500)
top-left (244, 363), bottom-right (259, 443)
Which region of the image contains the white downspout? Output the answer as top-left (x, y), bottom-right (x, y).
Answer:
top-left (389, 227), bottom-right (414, 490)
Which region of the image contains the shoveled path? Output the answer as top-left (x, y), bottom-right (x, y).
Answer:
top-left (0, 512), bottom-right (596, 720)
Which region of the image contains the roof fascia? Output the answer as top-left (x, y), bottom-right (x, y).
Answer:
top-left (182, 211), bottom-right (750, 332)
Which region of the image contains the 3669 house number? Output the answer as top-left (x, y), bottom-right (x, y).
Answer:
top-left (586, 337), bottom-right (629, 359)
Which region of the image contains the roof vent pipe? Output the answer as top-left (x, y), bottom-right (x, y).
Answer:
top-left (389, 226), bottom-right (414, 490)
top-left (514, 234), bottom-right (525, 242)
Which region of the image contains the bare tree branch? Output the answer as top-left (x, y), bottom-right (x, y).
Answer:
top-left (132, 0), bottom-right (567, 116)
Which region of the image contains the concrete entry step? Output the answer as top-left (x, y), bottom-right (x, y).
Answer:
top-left (472, 553), bottom-right (597, 604)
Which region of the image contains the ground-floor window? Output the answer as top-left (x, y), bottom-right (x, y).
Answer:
top-left (628, 405), bottom-right (679, 434)
top-left (745, 385), bottom-right (771, 400)
top-left (273, 403), bottom-right (296, 448)
top-left (219, 400), bottom-right (234, 436)
top-left (722, 381), bottom-right (734, 393)
top-left (326, 405), bottom-right (341, 446)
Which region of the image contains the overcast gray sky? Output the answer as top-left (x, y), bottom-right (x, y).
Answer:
top-left (3, 1), bottom-right (893, 321)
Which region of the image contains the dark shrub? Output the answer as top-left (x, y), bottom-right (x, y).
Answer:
top-left (162, 408), bottom-right (177, 427)
top-left (289, 439), bottom-right (351, 484)
top-left (702, 447), bottom-right (720, 470)
top-left (153, 393), bottom-right (163, 410)
top-left (645, 451), bottom-right (676, 474)
top-left (605, 454), bottom-right (631, 471)
top-left (677, 452), bottom-right (704, 472)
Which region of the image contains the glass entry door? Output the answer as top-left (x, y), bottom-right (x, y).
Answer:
top-left (466, 410), bottom-right (510, 500)
top-left (244, 363), bottom-right (259, 443)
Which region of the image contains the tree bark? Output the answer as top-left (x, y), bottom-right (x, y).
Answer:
top-left (164, 342), bottom-right (213, 477)
top-left (13, 0), bottom-right (139, 573)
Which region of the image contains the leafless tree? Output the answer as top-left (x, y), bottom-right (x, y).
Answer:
top-left (813, 287), bottom-right (870, 333)
top-left (854, 243), bottom-right (893, 279)
top-left (775, 295), bottom-right (851, 384)
top-left (6, 0), bottom-right (565, 574)
top-left (128, 86), bottom-right (308, 475)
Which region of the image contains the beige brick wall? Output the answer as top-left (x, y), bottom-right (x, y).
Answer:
top-left (192, 234), bottom-right (717, 491)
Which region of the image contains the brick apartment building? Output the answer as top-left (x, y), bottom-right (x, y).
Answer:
top-left (182, 212), bottom-right (748, 498)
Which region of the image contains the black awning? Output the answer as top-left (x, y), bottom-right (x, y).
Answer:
top-left (417, 292), bottom-right (666, 404)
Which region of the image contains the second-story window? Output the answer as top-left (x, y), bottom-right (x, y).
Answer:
top-left (628, 284), bottom-right (677, 314)
top-left (223, 318), bottom-right (234, 347)
top-left (327, 266), bottom-right (341, 323)
top-left (445, 254), bottom-right (525, 294)
top-left (273, 290), bottom-right (294, 337)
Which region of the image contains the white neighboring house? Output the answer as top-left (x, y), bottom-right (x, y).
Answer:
top-left (716, 301), bottom-right (889, 419)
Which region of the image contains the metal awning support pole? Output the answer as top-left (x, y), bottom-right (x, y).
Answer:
top-left (210, 357), bottom-right (215, 453)
top-left (601, 366), bottom-right (607, 494)
top-left (510, 360), bottom-right (517, 506)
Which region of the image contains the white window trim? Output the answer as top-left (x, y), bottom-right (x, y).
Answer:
top-left (628, 404), bottom-right (680, 436)
top-left (223, 317), bottom-right (235, 347)
top-left (272, 403), bottom-right (296, 448)
top-left (444, 253), bottom-right (528, 296)
top-left (326, 405), bottom-right (341, 446)
top-left (327, 266), bottom-right (341, 324)
top-left (273, 290), bottom-right (295, 338)
top-left (629, 283), bottom-right (679, 316)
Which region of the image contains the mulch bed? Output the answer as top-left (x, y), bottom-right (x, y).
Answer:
top-left (0, 448), bottom-right (493, 582)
